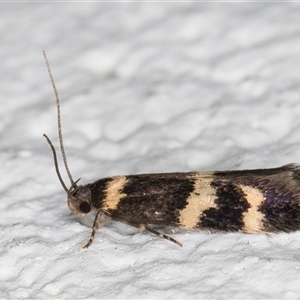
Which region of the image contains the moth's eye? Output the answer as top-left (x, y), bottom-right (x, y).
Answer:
top-left (79, 201), bottom-right (91, 214)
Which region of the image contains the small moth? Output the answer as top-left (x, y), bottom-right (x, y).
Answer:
top-left (43, 51), bottom-right (300, 250)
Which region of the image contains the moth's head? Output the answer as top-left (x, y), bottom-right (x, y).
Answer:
top-left (67, 185), bottom-right (92, 215)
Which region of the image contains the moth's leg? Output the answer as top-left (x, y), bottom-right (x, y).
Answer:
top-left (115, 219), bottom-right (182, 246)
top-left (141, 224), bottom-right (182, 247)
top-left (83, 215), bottom-right (93, 227)
top-left (79, 210), bottom-right (103, 251)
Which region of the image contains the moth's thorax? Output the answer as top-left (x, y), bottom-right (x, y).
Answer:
top-left (67, 185), bottom-right (92, 215)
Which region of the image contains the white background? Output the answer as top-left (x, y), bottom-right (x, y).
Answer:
top-left (1, 3), bottom-right (300, 299)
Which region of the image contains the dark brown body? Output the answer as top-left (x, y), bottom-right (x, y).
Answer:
top-left (70, 164), bottom-right (300, 235)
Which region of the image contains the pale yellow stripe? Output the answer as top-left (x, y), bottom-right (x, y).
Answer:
top-left (103, 176), bottom-right (128, 210)
top-left (179, 174), bottom-right (217, 229)
top-left (239, 184), bottom-right (265, 233)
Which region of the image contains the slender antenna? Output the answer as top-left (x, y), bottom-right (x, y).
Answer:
top-left (43, 50), bottom-right (75, 187)
top-left (43, 133), bottom-right (70, 193)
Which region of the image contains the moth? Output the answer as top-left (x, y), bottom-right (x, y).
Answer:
top-left (43, 51), bottom-right (300, 250)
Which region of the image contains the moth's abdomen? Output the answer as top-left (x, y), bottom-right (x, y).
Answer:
top-left (211, 164), bottom-right (300, 233)
top-left (254, 183), bottom-right (300, 232)
top-left (90, 164), bottom-right (300, 234)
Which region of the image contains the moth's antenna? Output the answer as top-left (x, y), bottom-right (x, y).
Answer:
top-left (43, 50), bottom-right (76, 187)
top-left (43, 133), bottom-right (70, 193)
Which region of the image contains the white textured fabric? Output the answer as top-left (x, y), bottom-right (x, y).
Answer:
top-left (1, 3), bottom-right (300, 299)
